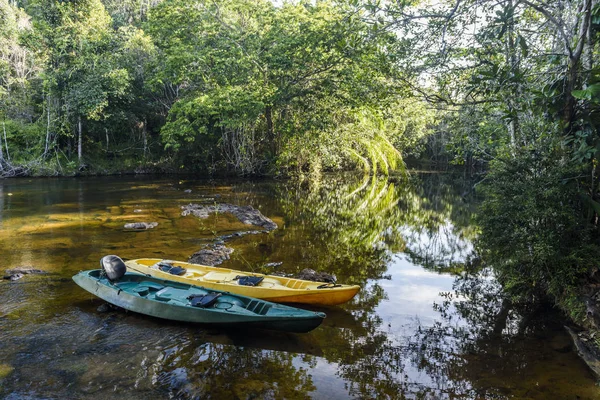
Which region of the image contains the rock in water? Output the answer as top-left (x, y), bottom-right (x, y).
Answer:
top-left (296, 268), bottom-right (336, 283)
top-left (4, 273), bottom-right (24, 281)
top-left (97, 303), bottom-right (120, 313)
top-left (5, 267), bottom-right (47, 275)
top-left (3, 267), bottom-right (47, 281)
top-left (97, 303), bottom-right (111, 313)
top-left (181, 203), bottom-right (277, 231)
top-left (124, 222), bottom-right (158, 230)
top-left (189, 244), bottom-right (234, 266)
top-left (264, 262), bottom-right (283, 268)
top-left (231, 205), bottom-right (278, 231)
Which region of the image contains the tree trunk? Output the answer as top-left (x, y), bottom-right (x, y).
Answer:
top-left (585, 1), bottom-right (599, 210)
top-left (45, 94), bottom-right (51, 156)
top-left (0, 120), bottom-right (4, 170)
top-left (583, 1), bottom-right (595, 84)
top-left (77, 115), bottom-right (82, 163)
top-left (265, 106), bottom-right (275, 156)
top-left (492, 299), bottom-right (512, 337)
top-left (506, 0), bottom-right (520, 152)
top-left (564, 59), bottom-right (579, 130)
top-left (564, 0), bottom-right (592, 131)
top-left (3, 120), bottom-right (10, 163)
top-left (0, 121), bottom-right (4, 161)
top-left (142, 118), bottom-right (148, 157)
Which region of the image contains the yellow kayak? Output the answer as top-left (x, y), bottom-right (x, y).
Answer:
top-left (124, 258), bottom-right (360, 306)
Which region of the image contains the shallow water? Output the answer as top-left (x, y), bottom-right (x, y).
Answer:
top-left (0, 173), bottom-right (598, 399)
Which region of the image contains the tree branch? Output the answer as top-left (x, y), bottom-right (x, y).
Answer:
top-left (518, 0), bottom-right (573, 58)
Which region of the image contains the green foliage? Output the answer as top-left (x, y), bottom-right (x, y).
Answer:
top-left (477, 144), bottom-right (600, 307)
top-left (572, 84), bottom-right (600, 102)
top-left (358, 0), bottom-right (600, 325)
top-left (43, 0), bottom-right (131, 121)
top-left (277, 107), bottom-right (408, 176)
top-left (387, 99), bottom-right (436, 157)
top-left (441, 106), bottom-right (507, 166)
top-left (333, 108), bottom-right (405, 175)
top-left (148, 0), bottom-right (413, 175)
top-left (0, 0), bottom-right (430, 176)
top-left (1, 119), bottom-right (46, 160)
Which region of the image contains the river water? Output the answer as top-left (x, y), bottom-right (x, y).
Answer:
top-left (0, 173), bottom-right (597, 399)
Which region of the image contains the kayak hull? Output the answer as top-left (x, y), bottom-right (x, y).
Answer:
top-left (73, 270), bottom-right (325, 333)
top-left (125, 258), bottom-right (360, 306)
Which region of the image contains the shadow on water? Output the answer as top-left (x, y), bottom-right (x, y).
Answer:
top-left (0, 173), bottom-right (598, 399)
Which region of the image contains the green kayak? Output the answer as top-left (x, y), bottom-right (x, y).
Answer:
top-left (73, 269), bottom-right (326, 333)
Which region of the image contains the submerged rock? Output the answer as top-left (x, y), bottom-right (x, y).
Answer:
top-left (97, 303), bottom-right (120, 313)
top-left (5, 273), bottom-right (23, 281)
top-left (550, 332), bottom-right (573, 353)
top-left (181, 203), bottom-right (277, 231)
top-left (218, 230), bottom-right (268, 241)
top-left (189, 244), bottom-right (234, 266)
top-left (97, 303), bottom-right (111, 313)
top-left (124, 222), bottom-right (158, 230)
top-left (296, 268), bottom-right (336, 283)
top-left (5, 267), bottom-right (47, 275)
top-left (3, 267), bottom-right (48, 281)
top-left (264, 262), bottom-right (283, 268)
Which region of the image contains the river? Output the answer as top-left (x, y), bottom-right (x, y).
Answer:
top-left (0, 173), bottom-right (597, 399)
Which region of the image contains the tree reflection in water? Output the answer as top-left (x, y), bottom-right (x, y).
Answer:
top-left (0, 173), bottom-right (597, 399)
top-left (271, 172), bottom-right (595, 398)
top-left (273, 174), bottom-right (404, 283)
top-left (143, 172), bottom-right (488, 398)
top-left (271, 172), bottom-right (485, 397)
top-left (152, 341), bottom-right (316, 399)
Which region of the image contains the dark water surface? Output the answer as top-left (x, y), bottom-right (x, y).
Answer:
top-left (0, 173), bottom-right (597, 399)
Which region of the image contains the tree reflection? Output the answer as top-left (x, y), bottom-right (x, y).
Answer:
top-left (396, 172), bottom-right (479, 273)
top-left (5, 173), bottom-right (591, 399)
top-left (273, 174), bottom-right (405, 283)
top-left (152, 341), bottom-right (316, 399)
top-left (268, 172), bottom-right (488, 398)
top-left (402, 264), bottom-right (596, 399)
top-left (271, 172), bottom-right (479, 281)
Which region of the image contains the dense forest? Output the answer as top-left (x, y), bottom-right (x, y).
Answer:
top-left (4, 0), bottom-right (600, 358)
top-left (0, 0), bottom-right (434, 177)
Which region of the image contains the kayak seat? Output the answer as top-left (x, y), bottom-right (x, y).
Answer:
top-left (154, 287), bottom-right (188, 301)
top-left (234, 275), bottom-right (264, 287)
top-left (138, 281), bottom-right (165, 291)
top-left (215, 295), bottom-right (245, 308)
top-left (132, 286), bottom-right (150, 296)
top-left (157, 263), bottom-right (187, 276)
top-left (187, 293), bottom-right (222, 308)
top-left (202, 272), bottom-right (230, 282)
top-left (132, 282), bottom-right (166, 296)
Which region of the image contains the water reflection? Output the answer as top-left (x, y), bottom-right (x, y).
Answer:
top-left (405, 266), bottom-right (597, 399)
top-left (0, 173), bottom-right (598, 399)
